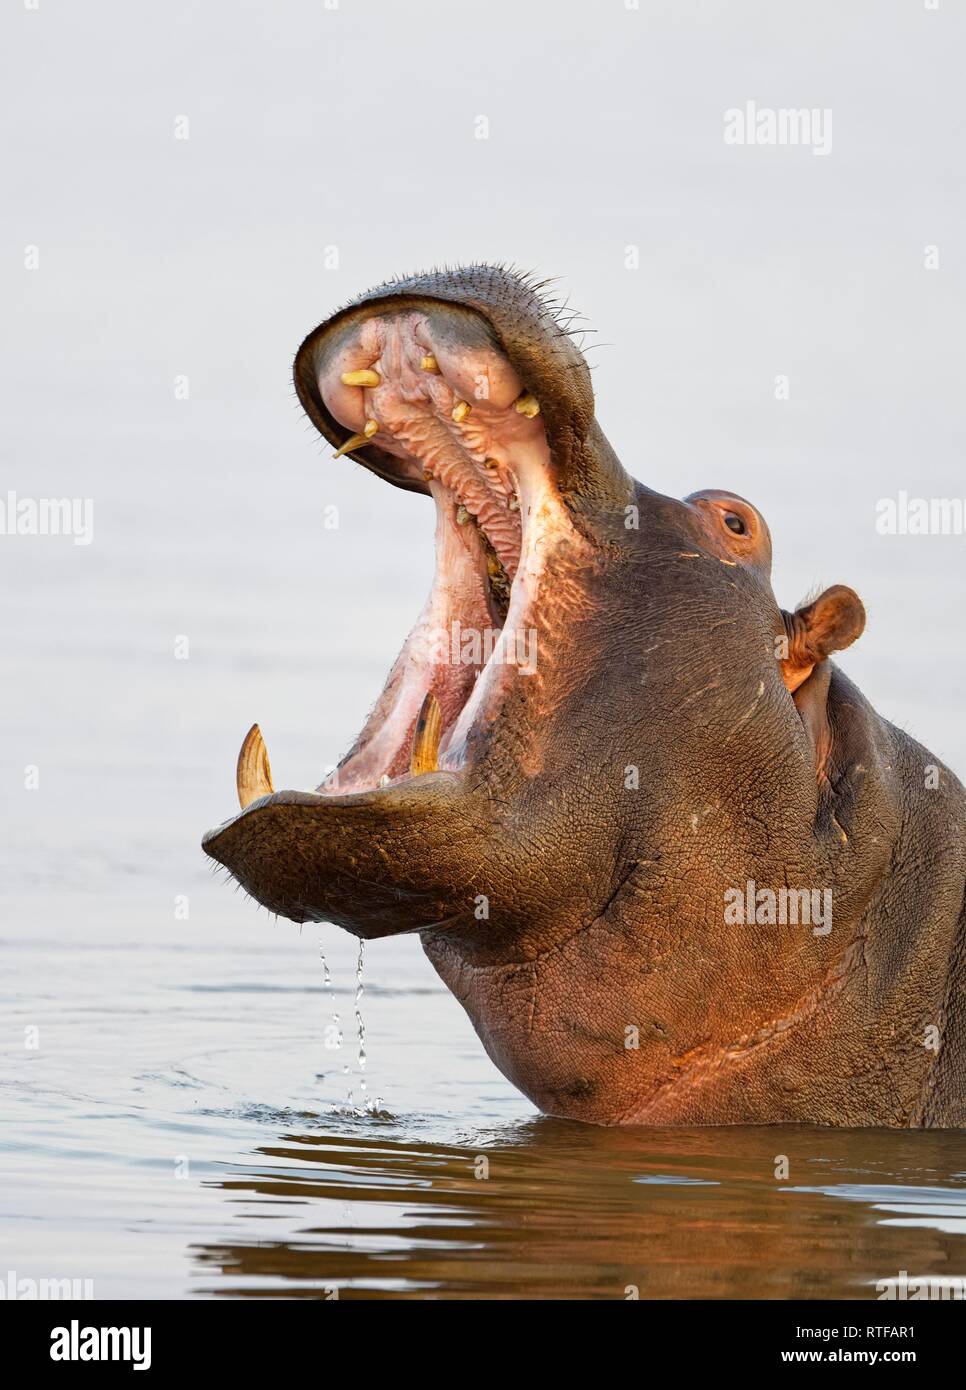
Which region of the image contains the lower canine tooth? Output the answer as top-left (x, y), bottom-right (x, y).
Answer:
top-left (452, 400), bottom-right (471, 423)
top-left (410, 692), bottom-right (442, 776)
top-left (340, 369), bottom-right (381, 387)
top-left (514, 392), bottom-right (540, 418)
top-left (334, 432), bottom-right (371, 458)
top-left (236, 723), bottom-right (274, 809)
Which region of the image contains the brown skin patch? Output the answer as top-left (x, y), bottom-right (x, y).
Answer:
top-left (791, 662), bottom-right (835, 784)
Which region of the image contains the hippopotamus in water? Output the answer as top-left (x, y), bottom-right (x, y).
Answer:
top-left (202, 265), bottom-right (966, 1128)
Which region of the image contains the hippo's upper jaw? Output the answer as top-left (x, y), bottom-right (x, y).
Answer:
top-left (203, 265), bottom-right (966, 1129)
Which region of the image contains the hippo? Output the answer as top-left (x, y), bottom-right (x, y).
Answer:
top-left (202, 265), bottom-right (966, 1128)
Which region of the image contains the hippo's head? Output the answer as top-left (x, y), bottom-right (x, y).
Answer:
top-left (203, 265), bottom-right (950, 1127)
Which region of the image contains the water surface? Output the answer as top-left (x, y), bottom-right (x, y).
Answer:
top-left (4, 910), bottom-right (965, 1299)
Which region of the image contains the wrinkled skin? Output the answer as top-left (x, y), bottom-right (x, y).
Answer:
top-left (203, 265), bottom-right (966, 1128)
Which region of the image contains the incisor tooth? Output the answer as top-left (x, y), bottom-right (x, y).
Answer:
top-left (340, 369), bottom-right (381, 387)
top-left (452, 400), bottom-right (471, 423)
top-left (420, 354), bottom-right (440, 373)
top-left (363, 418), bottom-right (379, 437)
top-left (456, 504), bottom-right (469, 525)
top-left (333, 432), bottom-right (371, 458)
top-left (236, 723), bottom-right (274, 810)
top-left (410, 692), bottom-right (442, 777)
top-left (514, 392), bottom-right (540, 418)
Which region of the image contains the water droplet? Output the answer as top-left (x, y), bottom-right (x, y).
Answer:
top-left (354, 940), bottom-right (367, 1104)
top-left (319, 936), bottom-right (342, 1058)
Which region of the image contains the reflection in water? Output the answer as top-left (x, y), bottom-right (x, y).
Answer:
top-left (193, 1122), bottom-right (966, 1299)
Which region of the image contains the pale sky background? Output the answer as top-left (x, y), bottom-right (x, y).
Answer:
top-left (2, 0), bottom-right (964, 919)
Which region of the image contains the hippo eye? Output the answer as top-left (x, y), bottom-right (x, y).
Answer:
top-left (723, 511), bottom-right (747, 535)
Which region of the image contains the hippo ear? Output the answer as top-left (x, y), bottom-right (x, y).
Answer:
top-left (780, 585), bottom-right (866, 694)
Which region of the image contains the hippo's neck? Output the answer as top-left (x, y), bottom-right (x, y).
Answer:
top-left (422, 725), bottom-right (966, 1127)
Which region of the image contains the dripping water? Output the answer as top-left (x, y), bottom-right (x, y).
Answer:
top-left (318, 938), bottom-right (343, 1073)
top-left (319, 933), bottom-right (382, 1116)
top-left (356, 940), bottom-right (366, 1103)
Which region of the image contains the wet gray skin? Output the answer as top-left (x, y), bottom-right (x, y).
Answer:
top-left (203, 265), bottom-right (966, 1128)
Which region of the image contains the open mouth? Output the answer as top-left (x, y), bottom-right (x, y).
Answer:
top-left (236, 303), bottom-right (559, 811)
top-left (202, 267), bottom-right (607, 931)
